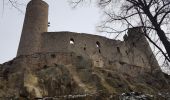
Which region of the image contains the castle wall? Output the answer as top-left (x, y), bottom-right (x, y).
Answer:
top-left (40, 31), bottom-right (154, 70)
top-left (41, 32), bottom-right (121, 60)
top-left (17, 0), bottom-right (48, 56)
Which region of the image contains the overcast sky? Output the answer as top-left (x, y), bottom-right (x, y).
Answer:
top-left (0, 0), bottom-right (103, 63)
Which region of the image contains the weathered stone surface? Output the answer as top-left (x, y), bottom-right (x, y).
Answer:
top-left (0, 52), bottom-right (170, 99)
top-left (17, 0), bottom-right (48, 56)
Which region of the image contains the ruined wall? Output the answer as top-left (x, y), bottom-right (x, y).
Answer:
top-left (40, 31), bottom-right (157, 70)
top-left (124, 27), bottom-right (160, 72)
top-left (41, 32), bottom-right (121, 59)
top-left (17, 0), bottom-right (48, 56)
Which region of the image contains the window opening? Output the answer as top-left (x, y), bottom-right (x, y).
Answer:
top-left (96, 41), bottom-right (100, 48)
top-left (126, 51), bottom-right (128, 55)
top-left (99, 49), bottom-right (101, 53)
top-left (70, 38), bottom-right (74, 44)
top-left (84, 47), bottom-right (86, 51)
top-left (117, 47), bottom-right (120, 53)
top-left (51, 54), bottom-right (56, 58)
top-left (132, 42), bottom-right (135, 46)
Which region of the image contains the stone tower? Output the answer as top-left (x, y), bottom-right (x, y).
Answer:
top-left (125, 27), bottom-right (160, 72)
top-left (17, 0), bottom-right (48, 56)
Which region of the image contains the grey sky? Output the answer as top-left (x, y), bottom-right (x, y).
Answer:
top-left (0, 0), bottom-right (101, 63)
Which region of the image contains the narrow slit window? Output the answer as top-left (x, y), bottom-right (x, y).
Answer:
top-left (84, 44), bottom-right (86, 51)
top-left (132, 42), bottom-right (135, 46)
top-left (126, 51), bottom-right (128, 55)
top-left (70, 38), bottom-right (74, 44)
top-left (99, 49), bottom-right (101, 53)
top-left (142, 58), bottom-right (144, 63)
top-left (117, 47), bottom-right (120, 53)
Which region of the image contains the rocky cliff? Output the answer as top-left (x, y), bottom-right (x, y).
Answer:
top-left (0, 52), bottom-right (170, 100)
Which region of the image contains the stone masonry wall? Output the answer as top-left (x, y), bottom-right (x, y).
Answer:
top-left (40, 30), bottom-right (157, 71)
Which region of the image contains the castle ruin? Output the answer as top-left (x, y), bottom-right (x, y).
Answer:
top-left (2, 0), bottom-right (170, 98)
top-left (17, 0), bottom-right (160, 73)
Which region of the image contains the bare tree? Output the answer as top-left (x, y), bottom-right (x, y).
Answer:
top-left (1, 0), bottom-right (24, 15)
top-left (70, 0), bottom-right (170, 67)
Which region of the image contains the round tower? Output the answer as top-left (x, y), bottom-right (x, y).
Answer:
top-left (17, 0), bottom-right (48, 56)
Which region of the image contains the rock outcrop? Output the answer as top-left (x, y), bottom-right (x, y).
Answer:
top-left (0, 52), bottom-right (170, 99)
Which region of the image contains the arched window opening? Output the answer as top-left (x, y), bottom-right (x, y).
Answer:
top-left (70, 38), bottom-right (74, 44)
top-left (96, 41), bottom-right (100, 48)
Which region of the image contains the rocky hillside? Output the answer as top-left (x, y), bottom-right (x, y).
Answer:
top-left (0, 52), bottom-right (170, 99)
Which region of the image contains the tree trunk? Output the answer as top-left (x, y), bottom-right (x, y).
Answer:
top-left (142, 8), bottom-right (170, 60)
top-left (156, 29), bottom-right (170, 60)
